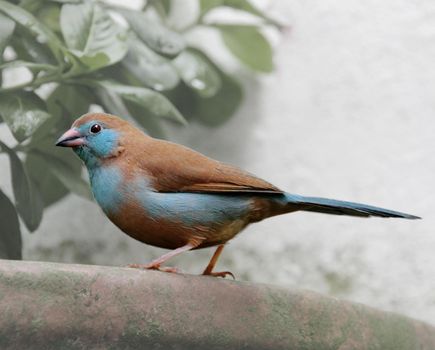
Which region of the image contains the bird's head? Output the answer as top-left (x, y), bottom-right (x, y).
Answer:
top-left (56, 113), bottom-right (134, 167)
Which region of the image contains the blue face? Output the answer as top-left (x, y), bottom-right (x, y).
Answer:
top-left (73, 120), bottom-right (120, 168)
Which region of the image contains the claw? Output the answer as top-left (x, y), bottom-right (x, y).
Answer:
top-left (158, 266), bottom-right (181, 273)
top-left (126, 263), bottom-right (146, 269)
top-left (127, 263), bottom-right (181, 274)
top-left (203, 270), bottom-right (235, 279)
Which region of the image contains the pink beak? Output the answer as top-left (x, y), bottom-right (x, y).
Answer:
top-left (55, 128), bottom-right (85, 147)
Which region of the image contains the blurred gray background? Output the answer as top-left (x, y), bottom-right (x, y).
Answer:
top-left (2, 0), bottom-right (434, 324)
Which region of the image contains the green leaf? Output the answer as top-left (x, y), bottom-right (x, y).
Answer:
top-left (50, 0), bottom-right (83, 3)
top-left (18, 0), bottom-right (45, 13)
top-left (25, 113), bottom-right (61, 150)
top-left (199, 0), bottom-right (281, 27)
top-left (0, 141), bottom-right (43, 232)
top-left (29, 148), bottom-right (92, 201)
top-left (10, 28), bottom-right (58, 65)
top-left (149, 0), bottom-right (172, 18)
top-left (0, 91), bottom-right (52, 142)
top-left (97, 85), bottom-right (167, 138)
top-left (161, 0), bottom-right (172, 15)
top-left (0, 0), bottom-right (65, 62)
top-left (46, 84), bottom-right (93, 118)
top-left (219, 25), bottom-right (273, 72)
top-left (95, 76), bottom-right (168, 138)
top-left (95, 84), bottom-right (167, 138)
top-left (28, 84), bottom-right (93, 151)
top-left (166, 50), bottom-right (242, 126)
top-left (0, 60), bottom-right (58, 72)
top-left (24, 88), bottom-right (92, 203)
top-left (0, 12), bottom-right (15, 56)
top-left (95, 85), bottom-right (130, 118)
top-left (221, 0), bottom-right (266, 19)
top-left (118, 8), bottom-right (185, 58)
top-left (37, 3), bottom-right (61, 34)
top-left (60, 3), bottom-right (128, 72)
top-left (0, 12), bottom-right (14, 84)
top-left (121, 35), bottom-right (180, 91)
top-left (96, 80), bottom-right (186, 125)
top-left (173, 49), bottom-right (222, 98)
top-left (98, 63), bottom-right (143, 87)
top-left (199, 0), bottom-right (222, 17)
top-left (45, 155), bottom-right (91, 200)
top-left (25, 152), bottom-right (69, 208)
top-left (0, 189), bottom-right (22, 259)
top-left (194, 72), bottom-right (243, 126)
top-left (124, 100), bottom-right (166, 139)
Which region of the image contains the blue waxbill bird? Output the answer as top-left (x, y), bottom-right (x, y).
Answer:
top-left (56, 113), bottom-right (420, 277)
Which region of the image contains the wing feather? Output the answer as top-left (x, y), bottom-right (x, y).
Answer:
top-left (134, 139), bottom-right (282, 194)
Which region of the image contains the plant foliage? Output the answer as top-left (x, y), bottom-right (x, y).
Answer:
top-left (0, 0), bottom-right (281, 258)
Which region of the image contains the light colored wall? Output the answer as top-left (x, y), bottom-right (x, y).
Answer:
top-left (15, 1), bottom-right (435, 323)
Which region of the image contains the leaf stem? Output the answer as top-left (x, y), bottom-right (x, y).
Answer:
top-left (0, 74), bottom-right (60, 93)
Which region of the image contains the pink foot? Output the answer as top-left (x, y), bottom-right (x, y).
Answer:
top-left (127, 263), bottom-right (181, 274)
top-left (203, 271), bottom-right (235, 279)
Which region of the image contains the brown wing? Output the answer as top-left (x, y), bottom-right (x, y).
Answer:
top-left (133, 138), bottom-right (283, 194)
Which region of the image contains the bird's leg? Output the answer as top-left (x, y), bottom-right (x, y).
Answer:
top-left (128, 238), bottom-right (203, 273)
top-left (202, 244), bottom-right (235, 279)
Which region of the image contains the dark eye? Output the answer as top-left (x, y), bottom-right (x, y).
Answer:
top-left (90, 124), bottom-right (102, 134)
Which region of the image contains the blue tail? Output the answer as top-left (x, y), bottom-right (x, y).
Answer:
top-left (285, 193), bottom-right (420, 219)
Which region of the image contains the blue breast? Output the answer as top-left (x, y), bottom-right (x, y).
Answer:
top-left (88, 165), bottom-right (124, 214)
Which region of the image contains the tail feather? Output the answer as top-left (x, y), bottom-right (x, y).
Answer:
top-left (285, 194), bottom-right (420, 219)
